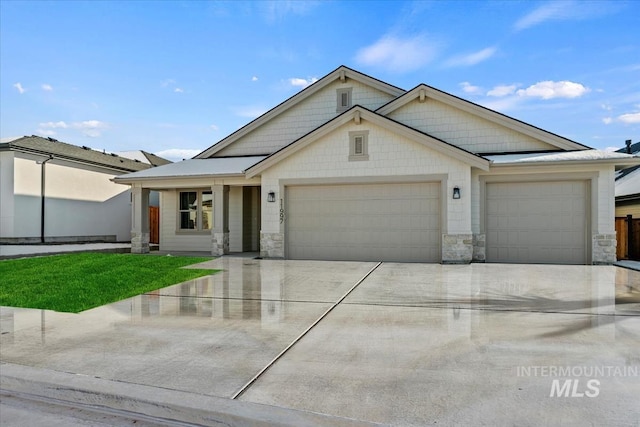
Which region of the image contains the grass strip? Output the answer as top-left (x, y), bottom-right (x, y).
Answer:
top-left (0, 253), bottom-right (217, 313)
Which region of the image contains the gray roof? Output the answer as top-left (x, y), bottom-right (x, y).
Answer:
top-left (0, 136), bottom-right (152, 172)
top-left (113, 156), bottom-right (267, 183)
top-left (116, 150), bottom-right (172, 166)
top-left (486, 150), bottom-right (639, 165)
top-left (615, 167), bottom-right (640, 198)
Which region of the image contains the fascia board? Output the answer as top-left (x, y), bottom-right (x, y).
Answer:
top-left (378, 85), bottom-right (588, 152)
top-left (489, 158), bottom-right (640, 168)
top-left (246, 107), bottom-right (490, 177)
top-left (197, 67), bottom-right (406, 159)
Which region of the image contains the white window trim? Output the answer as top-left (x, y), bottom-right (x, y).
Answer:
top-left (349, 130), bottom-right (369, 161)
top-left (176, 189), bottom-right (213, 233)
top-left (336, 87), bottom-right (353, 113)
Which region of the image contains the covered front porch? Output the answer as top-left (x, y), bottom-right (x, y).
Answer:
top-left (113, 157), bottom-right (265, 256)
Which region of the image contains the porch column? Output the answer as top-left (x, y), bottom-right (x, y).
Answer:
top-left (211, 185), bottom-right (230, 256)
top-left (131, 184), bottom-right (150, 253)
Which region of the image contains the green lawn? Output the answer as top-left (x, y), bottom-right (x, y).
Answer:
top-left (0, 253), bottom-right (217, 313)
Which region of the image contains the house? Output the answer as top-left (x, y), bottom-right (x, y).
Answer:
top-left (614, 140), bottom-right (640, 260)
top-left (114, 66), bottom-right (640, 264)
top-left (0, 135), bottom-right (169, 244)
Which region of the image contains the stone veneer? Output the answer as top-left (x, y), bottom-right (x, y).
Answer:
top-left (472, 233), bottom-right (486, 262)
top-left (131, 231), bottom-right (150, 254)
top-left (211, 232), bottom-right (229, 256)
top-left (260, 232), bottom-right (284, 258)
top-left (442, 234), bottom-right (473, 264)
top-left (592, 234), bottom-right (616, 265)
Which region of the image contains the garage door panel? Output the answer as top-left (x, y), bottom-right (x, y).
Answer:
top-left (486, 181), bottom-right (587, 264)
top-left (287, 183), bottom-right (440, 262)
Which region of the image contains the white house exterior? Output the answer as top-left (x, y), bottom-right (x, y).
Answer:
top-left (0, 136), bottom-right (167, 244)
top-left (115, 66), bottom-right (640, 264)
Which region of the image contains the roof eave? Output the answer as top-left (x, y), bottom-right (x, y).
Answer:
top-left (490, 158), bottom-right (640, 168)
top-left (113, 172), bottom-right (246, 185)
top-left (377, 84), bottom-right (589, 152)
top-left (196, 66), bottom-right (406, 159)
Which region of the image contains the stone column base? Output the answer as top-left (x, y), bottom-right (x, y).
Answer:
top-left (212, 232), bottom-right (229, 256)
top-left (472, 233), bottom-right (486, 262)
top-left (592, 234), bottom-right (616, 264)
top-left (442, 234), bottom-right (472, 264)
top-left (131, 232), bottom-right (150, 254)
top-left (260, 232), bottom-right (284, 258)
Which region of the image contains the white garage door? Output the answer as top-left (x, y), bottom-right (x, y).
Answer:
top-left (486, 181), bottom-right (587, 264)
top-left (286, 182), bottom-right (441, 262)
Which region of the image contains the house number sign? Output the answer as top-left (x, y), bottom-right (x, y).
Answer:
top-left (279, 199), bottom-right (285, 224)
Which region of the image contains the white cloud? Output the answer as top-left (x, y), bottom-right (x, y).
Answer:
top-left (251, 76), bottom-right (259, 82)
top-left (155, 148), bottom-right (203, 162)
top-left (13, 83), bottom-right (25, 94)
top-left (601, 103), bottom-right (612, 111)
top-left (445, 47), bottom-right (497, 67)
top-left (288, 77), bottom-right (318, 88)
top-left (72, 120), bottom-right (108, 137)
top-left (487, 84), bottom-right (519, 97)
top-left (355, 34), bottom-right (441, 73)
top-left (37, 129), bottom-right (57, 136)
top-left (514, 0), bottom-right (620, 31)
top-left (459, 82), bottom-right (482, 95)
top-left (602, 117), bottom-right (613, 125)
top-left (39, 121), bottom-right (69, 129)
top-left (174, 87), bottom-right (184, 93)
top-left (232, 105), bottom-right (268, 118)
top-left (516, 80), bottom-right (590, 99)
top-left (161, 79), bottom-right (176, 87)
top-left (210, 124), bottom-right (219, 131)
top-left (603, 146), bottom-right (619, 152)
top-left (618, 112), bottom-right (640, 124)
top-left (41, 84), bottom-right (53, 91)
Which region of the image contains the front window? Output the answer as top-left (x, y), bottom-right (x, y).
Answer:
top-left (179, 190), bottom-right (212, 231)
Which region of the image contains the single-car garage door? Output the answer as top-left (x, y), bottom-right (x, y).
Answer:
top-left (486, 180), bottom-right (588, 264)
top-left (286, 182), bottom-right (440, 262)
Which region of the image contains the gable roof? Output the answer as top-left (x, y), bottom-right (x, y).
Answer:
top-left (0, 135), bottom-right (151, 172)
top-left (113, 156), bottom-right (266, 183)
top-left (195, 65), bottom-right (406, 159)
top-left (116, 150), bottom-right (172, 166)
top-left (245, 106), bottom-right (490, 178)
top-left (376, 84), bottom-right (590, 152)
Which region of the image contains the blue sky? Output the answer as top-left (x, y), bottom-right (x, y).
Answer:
top-left (1, 1), bottom-right (638, 161)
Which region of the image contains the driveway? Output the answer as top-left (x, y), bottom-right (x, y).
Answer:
top-left (1, 258), bottom-right (639, 426)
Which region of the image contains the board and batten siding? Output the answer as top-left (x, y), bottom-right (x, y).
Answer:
top-left (215, 79), bottom-right (397, 157)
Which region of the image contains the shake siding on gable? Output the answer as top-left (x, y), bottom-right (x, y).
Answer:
top-left (214, 80), bottom-right (397, 157)
top-left (386, 99), bottom-right (557, 154)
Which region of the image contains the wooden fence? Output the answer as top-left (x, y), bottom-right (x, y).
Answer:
top-left (149, 206), bottom-right (159, 244)
top-left (615, 216), bottom-right (640, 260)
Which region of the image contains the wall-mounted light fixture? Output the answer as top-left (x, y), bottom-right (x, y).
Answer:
top-left (452, 186), bottom-right (461, 199)
top-left (267, 191), bottom-right (276, 202)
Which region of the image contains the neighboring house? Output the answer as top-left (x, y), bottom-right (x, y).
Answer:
top-left (114, 66), bottom-right (640, 264)
top-left (614, 140), bottom-right (640, 260)
top-left (0, 135), bottom-right (169, 244)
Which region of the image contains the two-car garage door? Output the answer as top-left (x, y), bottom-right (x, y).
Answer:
top-left (485, 181), bottom-right (588, 264)
top-left (286, 182), bottom-right (441, 262)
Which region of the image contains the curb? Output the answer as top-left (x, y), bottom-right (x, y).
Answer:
top-left (1, 363), bottom-right (379, 427)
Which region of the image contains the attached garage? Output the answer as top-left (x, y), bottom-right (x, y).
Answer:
top-left (485, 180), bottom-right (588, 264)
top-left (286, 182), bottom-right (441, 262)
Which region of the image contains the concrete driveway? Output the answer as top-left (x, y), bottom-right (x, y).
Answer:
top-left (1, 258), bottom-right (639, 426)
